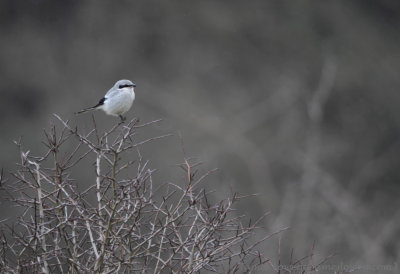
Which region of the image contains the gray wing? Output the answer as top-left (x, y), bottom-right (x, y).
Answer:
top-left (104, 87), bottom-right (120, 98)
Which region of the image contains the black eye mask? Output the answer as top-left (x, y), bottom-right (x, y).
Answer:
top-left (119, 84), bottom-right (135, 89)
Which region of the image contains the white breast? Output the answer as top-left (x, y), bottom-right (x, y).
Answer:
top-left (102, 88), bottom-right (135, 116)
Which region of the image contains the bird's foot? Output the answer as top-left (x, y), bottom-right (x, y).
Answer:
top-left (119, 115), bottom-right (126, 124)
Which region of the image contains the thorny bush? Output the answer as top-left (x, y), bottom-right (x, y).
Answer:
top-left (0, 115), bottom-right (284, 273)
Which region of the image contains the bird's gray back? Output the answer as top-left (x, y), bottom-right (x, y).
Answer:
top-left (105, 86), bottom-right (119, 98)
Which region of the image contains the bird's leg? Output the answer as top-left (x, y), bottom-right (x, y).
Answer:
top-left (119, 115), bottom-right (126, 123)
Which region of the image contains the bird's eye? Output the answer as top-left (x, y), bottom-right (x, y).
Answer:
top-left (119, 85), bottom-right (124, 89)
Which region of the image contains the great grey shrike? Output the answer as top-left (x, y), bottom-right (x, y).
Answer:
top-left (77, 79), bottom-right (136, 122)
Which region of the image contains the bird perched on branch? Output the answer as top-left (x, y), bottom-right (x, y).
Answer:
top-left (76, 79), bottom-right (136, 122)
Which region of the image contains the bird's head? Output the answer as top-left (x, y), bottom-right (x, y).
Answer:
top-left (115, 79), bottom-right (136, 90)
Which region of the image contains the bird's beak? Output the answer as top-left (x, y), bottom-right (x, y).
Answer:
top-left (132, 84), bottom-right (136, 88)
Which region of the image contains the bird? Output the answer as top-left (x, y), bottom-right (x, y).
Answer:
top-left (76, 79), bottom-right (136, 122)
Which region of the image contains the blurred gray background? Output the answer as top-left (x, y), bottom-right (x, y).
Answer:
top-left (1, 0), bottom-right (400, 271)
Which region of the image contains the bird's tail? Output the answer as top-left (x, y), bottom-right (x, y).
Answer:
top-left (75, 107), bottom-right (97, 115)
top-left (75, 98), bottom-right (105, 115)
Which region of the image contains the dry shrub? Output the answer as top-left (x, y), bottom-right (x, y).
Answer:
top-left (0, 115), bottom-right (286, 273)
